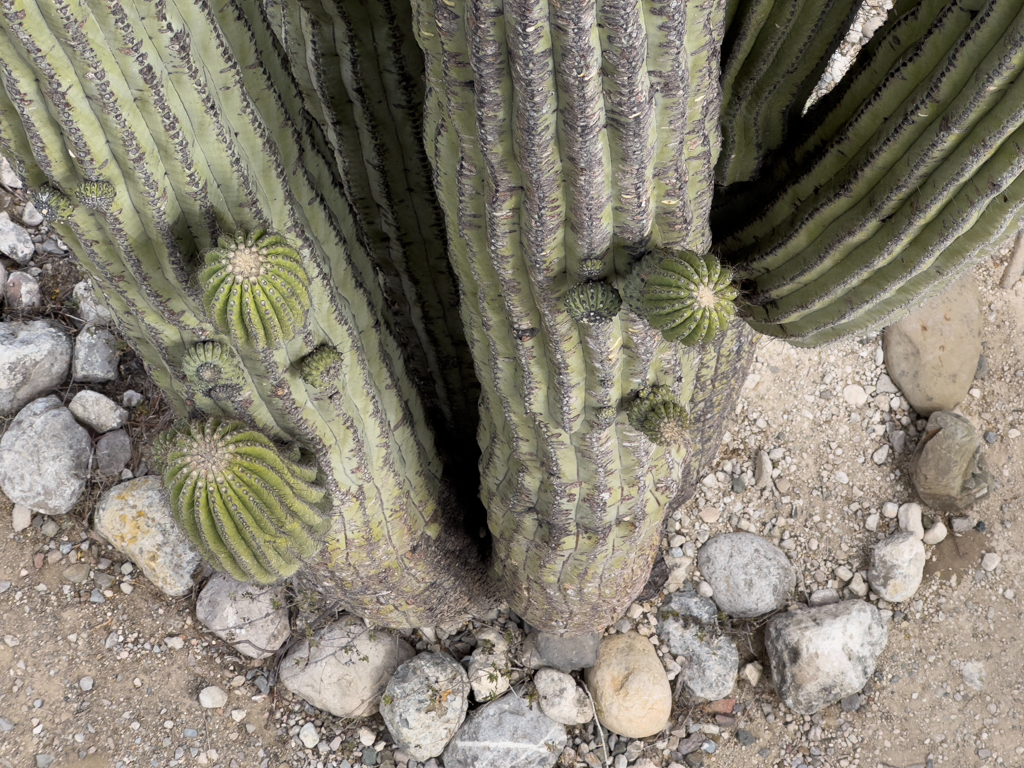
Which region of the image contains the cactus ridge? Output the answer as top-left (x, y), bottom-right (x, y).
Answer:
top-left (29, 184), bottom-right (74, 223)
top-left (627, 386), bottom-right (691, 446)
top-left (200, 230), bottom-right (312, 350)
top-left (640, 251), bottom-right (738, 345)
top-left (299, 345), bottom-right (344, 392)
top-left (162, 420), bottom-right (330, 584)
top-left (75, 181), bottom-right (117, 213)
top-left (565, 281), bottom-right (623, 324)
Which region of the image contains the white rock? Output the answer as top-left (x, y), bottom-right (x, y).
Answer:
top-left (0, 155), bottom-right (21, 188)
top-left (875, 373), bottom-right (899, 394)
top-left (697, 580), bottom-right (714, 598)
top-left (71, 280), bottom-right (114, 327)
top-left (533, 668), bottom-right (593, 725)
top-left (280, 616), bottom-right (415, 719)
top-left (864, 514), bottom-right (880, 532)
top-left (868, 533), bottom-right (926, 603)
top-left (6, 271), bottom-right (40, 309)
top-left (467, 626), bottom-right (511, 702)
top-left (882, 502), bottom-right (899, 519)
top-left (834, 566), bottom-right (854, 582)
top-left (842, 384), bottom-right (868, 407)
top-left (923, 522), bottom-right (948, 545)
top-left (93, 476), bottom-right (202, 597)
top-left (897, 503), bottom-right (924, 540)
top-left (871, 446), bottom-right (889, 465)
top-left (196, 574), bottom-right (291, 660)
top-left (198, 686), bottom-right (227, 709)
top-left (442, 694), bottom-right (567, 768)
top-left (981, 553), bottom-right (1001, 572)
top-left (11, 504), bottom-right (31, 532)
top-left (0, 212), bottom-right (33, 264)
top-left (380, 653), bottom-right (470, 760)
top-left (72, 324), bottom-right (121, 383)
top-left (358, 727), bottom-right (376, 747)
top-left (298, 722), bottom-right (319, 749)
top-left (69, 390), bottom-right (128, 433)
top-left (0, 396), bottom-right (91, 515)
top-left (848, 573), bottom-right (868, 597)
top-left (584, 632), bottom-right (671, 739)
top-left (230, 710), bottom-right (246, 723)
top-left (21, 202), bottom-right (43, 228)
top-left (741, 661), bottom-right (763, 688)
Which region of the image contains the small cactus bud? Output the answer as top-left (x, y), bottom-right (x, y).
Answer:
top-left (627, 385), bottom-right (690, 445)
top-left (161, 419), bottom-right (330, 584)
top-left (182, 341), bottom-right (245, 394)
top-left (299, 345), bottom-right (344, 392)
top-left (641, 250), bottom-right (738, 345)
top-left (29, 184), bottom-right (74, 223)
top-left (565, 281), bottom-right (622, 324)
top-left (578, 258), bottom-right (607, 280)
top-left (75, 181), bottom-right (117, 212)
top-left (200, 230), bottom-right (312, 350)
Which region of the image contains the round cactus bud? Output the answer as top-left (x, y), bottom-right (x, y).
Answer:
top-left (182, 341), bottom-right (245, 394)
top-left (299, 345), bottom-right (344, 391)
top-left (565, 281), bottom-right (622, 324)
top-left (627, 385), bottom-right (690, 445)
top-left (29, 184), bottom-right (74, 223)
top-left (594, 405), bottom-right (618, 426)
top-left (200, 230), bottom-right (312, 350)
top-left (161, 419), bottom-right (331, 584)
top-left (641, 250), bottom-right (738, 345)
top-left (578, 258), bottom-right (606, 280)
top-left (75, 181), bottom-right (117, 212)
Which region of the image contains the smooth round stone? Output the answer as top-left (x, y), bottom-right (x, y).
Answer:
top-left (198, 686), bottom-right (227, 709)
top-left (584, 632), bottom-right (671, 738)
top-left (697, 533), bottom-right (796, 618)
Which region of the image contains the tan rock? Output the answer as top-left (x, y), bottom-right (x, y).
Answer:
top-left (584, 632), bottom-right (671, 738)
top-left (882, 275), bottom-right (982, 416)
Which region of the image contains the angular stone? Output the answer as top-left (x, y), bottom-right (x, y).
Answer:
top-left (910, 411), bottom-right (990, 511)
top-left (869, 533), bottom-right (926, 604)
top-left (0, 396), bottom-right (90, 515)
top-left (531, 631), bottom-right (600, 672)
top-left (533, 668), bottom-right (593, 725)
top-left (766, 601), bottom-right (887, 715)
top-left (657, 592), bottom-right (738, 701)
top-left (0, 211), bottom-right (33, 264)
top-left (6, 271), bottom-right (40, 309)
top-left (0, 154), bottom-right (20, 188)
top-left (697, 533), bottom-right (795, 618)
top-left (443, 694), bottom-right (567, 768)
top-left (584, 632), bottom-right (671, 738)
top-left (281, 616), bottom-right (414, 718)
top-left (380, 653), bottom-right (469, 760)
top-left (883, 275), bottom-right (981, 416)
top-left (196, 574), bottom-right (290, 660)
top-left (95, 430), bottom-right (132, 476)
top-left (69, 390), bottom-right (128, 433)
top-left (467, 627), bottom-right (511, 702)
top-left (93, 476), bottom-right (201, 597)
top-left (199, 686), bottom-right (227, 709)
top-left (21, 203), bottom-right (42, 228)
top-left (72, 280), bottom-right (114, 326)
top-left (897, 503), bottom-right (924, 540)
top-left (72, 324), bottom-right (120, 383)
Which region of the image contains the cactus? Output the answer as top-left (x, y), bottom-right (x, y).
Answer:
top-left (564, 282), bottom-right (623, 325)
top-left (161, 419), bottom-right (330, 583)
top-left (29, 184), bottom-right (74, 224)
top-left (298, 345), bottom-right (345, 393)
top-left (627, 386), bottom-right (691, 446)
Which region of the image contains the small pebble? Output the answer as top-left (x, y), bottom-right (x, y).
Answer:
top-left (298, 722), bottom-right (319, 749)
top-left (230, 709), bottom-right (246, 722)
top-left (840, 693), bottom-right (861, 712)
top-left (843, 384), bottom-right (868, 406)
top-left (736, 729), bottom-right (756, 747)
top-left (697, 581), bottom-right (714, 598)
top-left (984, 431), bottom-right (998, 444)
top-left (79, 677), bottom-right (94, 692)
top-left (981, 553), bottom-right (1001, 572)
top-left (198, 686), bottom-right (227, 709)
top-left (923, 522), bottom-right (947, 545)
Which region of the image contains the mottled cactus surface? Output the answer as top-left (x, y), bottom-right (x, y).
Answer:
top-left (2, 0), bottom-right (1023, 634)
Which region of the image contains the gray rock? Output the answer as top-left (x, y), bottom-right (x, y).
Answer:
top-left (923, 521), bottom-right (948, 545)
top-left (584, 631), bottom-right (671, 739)
top-left (6, 271), bottom-right (40, 309)
top-left (868, 533), bottom-right (925, 603)
top-left (754, 450), bottom-right (772, 488)
top-left (196, 574), bottom-right (291, 660)
top-left (298, 722), bottom-right (319, 749)
top-left (95, 430), bottom-right (132, 476)
top-left (380, 653), bottom-right (470, 760)
top-left (72, 324), bottom-right (120, 383)
top-left (657, 593), bottom-right (738, 701)
top-left (0, 717), bottom-right (12, 732)
top-left (875, 373), bottom-right (899, 394)
top-left (122, 390), bottom-right (143, 408)
top-left (69, 390), bottom-right (128, 433)
top-left (71, 280), bottom-right (114, 327)
top-left (0, 396), bottom-right (91, 515)
top-left (533, 668), bottom-right (593, 725)
top-left (910, 411), bottom-right (990, 510)
top-left (697, 533), bottom-right (795, 618)
top-left (766, 601), bottom-right (888, 715)
top-left (0, 154), bottom-right (20, 188)
top-left (467, 626), bottom-right (511, 702)
top-left (443, 694), bottom-right (567, 768)
top-left (12, 504), bottom-right (31, 532)
top-left (951, 516), bottom-right (975, 533)
top-left (531, 631), bottom-right (600, 672)
top-left (199, 686), bottom-right (227, 709)
top-left (0, 211), bottom-right (33, 264)
top-left (35, 755), bottom-right (53, 768)
top-left (897, 502), bottom-right (924, 540)
top-left (21, 202), bottom-right (43, 228)
top-left (93, 476), bottom-right (201, 597)
top-left (808, 589), bottom-right (841, 607)
top-left (79, 676), bottom-right (94, 691)
top-left (0, 321), bottom-right (71, 415)
top-left (282, 617), bottom-right (415, 718)
top-left (882, 275), bottom-right (981, 416)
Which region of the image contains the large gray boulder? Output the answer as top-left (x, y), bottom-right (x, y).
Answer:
top-left (442, 694), bottom-right (567, 768)
top-left (93, 476), bottom-right (202, 597)
top-left (697, 532), bottom-right (796, 618)
top-left (909, 411), bottom-right (991, 510)
top-left (657, 592), bottom-right (738, 701)
top-left (882, 275), bottom-right (981, 416)
top-left (0, 396), bottom-right (90, 515)
top-left (0, 321), bottom-right (72, 415)
top-left (766, 601), bottom-right (888, 715)
top-left (196, 574), bottom-right (291, 660)
top-left (380, 653), bottom-right (470, 760)
top-left (279, 616), bottom-right (414, 718)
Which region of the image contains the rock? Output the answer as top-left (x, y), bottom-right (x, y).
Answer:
top-left (868, 533), bottom-right (926, 603)
top-left (808, 589), bottom-right (840, 607)
top-left (380, 653), bottom-right (469, 760)
top-left (923, 521), bottom-right (947, 545)
top-left (21, 202), bottom-right (43, 228)
top-left (467, 626), bottom-right (511, 702)
top-left (741, 661), bottom-right (762, 688)
top-left (871, 445), bottom-right (889, 465)
top-left (79, 676), bottom-right (94, 691)
top-left (847, 573), bottom-right (868, 597)
top-left (910, 411), bottom-right (990, 510)
top-left (196, 574), bottom-right (291, 660)
top-left (864, 513), bottom-right (880, 532)
top-left (72, 280), bottom-right (113, 326)
top-left (6, 271), bottom-right (41, 309)
top-left (533, 668), bottom-right (593, 725)
top-left (584, 631), bottom-right (671, 738)
top-left (0, 396), bottom-right (91, 515)
top-left (298, 722), bottom-right (320, 749)
top-left (882, 502), bottom-right (899, 518)
top-left (95, 430), bottom-right (132, 476)
top-left (696, 533), bottom-right (795, 618)
top-left (0, 154), bottom-right (20, 188)
top-left (0, 322), bottom-right (72, 415)
top-left (280, 616), bottom-right (414, 718)
top-left (951, 516), bottom-right (975, 533)
top-left (842, 384), bottom-right (867, 406)
top-left (72, 324), bottom-right (121, 383)
top-left (765, 601), bottom-right (888, 715)
top-left (0, 211), bottom-right (33, 264)
top-left (69, 390), bottom-right (128, 433)
top-left (199, 686), bottom-right (227, 709)
top-left (754, 451), bottom-right (772, 488)
top-left (875, 373), bottom-right (899, 394)
top-left (122, 390), bottom-right (143, 408)
top-left (531, 631), bottom-right (600, 672)
top-left (840, 693), bottom-right (861, 712)
top-left (442, 694), bottom-right (567, 768)
top-left (12, 504), bottom-right (32, 533)
top-left (897, 503), bottom-right (924, 540)
top-left (882, 275), bottom-right (981, 416)
top-left (93, 476), bottom-right (202, 597)
top-left (657, 593), bottom-right (738, 701)
top-left (981, 552), bottom-right (1001, 572)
